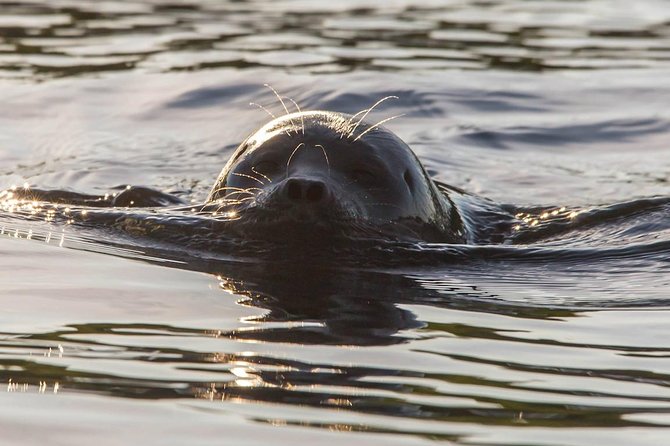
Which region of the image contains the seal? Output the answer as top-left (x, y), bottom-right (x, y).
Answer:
top-left (2, 109), bottom-right (467, 245)
top-left (206, 110), bottom-right (465, 243)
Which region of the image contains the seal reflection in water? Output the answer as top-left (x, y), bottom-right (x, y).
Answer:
top-left (207, 109), bottom-right (465, 243)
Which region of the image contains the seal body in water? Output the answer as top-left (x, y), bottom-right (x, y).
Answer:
top-left (3, 110), bottom-right (467, 245)
top-left (206, 110), bottom-right (465, 243)
top-left (6, 106), bottom-right (666, 250)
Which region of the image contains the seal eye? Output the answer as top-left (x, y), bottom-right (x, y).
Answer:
top-left (254, 160), bottom-right (279, 174)
top-left (351, 169), bottom-right (376, 187)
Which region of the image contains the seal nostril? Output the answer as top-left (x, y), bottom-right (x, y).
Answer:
top-left (284, 178), bottom-right (325, 203)
top-left (287, 180), bottom-right (302, 200)
top-left (305, 183), bottom-right (324, 202)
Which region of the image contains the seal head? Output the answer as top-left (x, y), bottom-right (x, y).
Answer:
top-left (208, 111), bottom-right (464, 243)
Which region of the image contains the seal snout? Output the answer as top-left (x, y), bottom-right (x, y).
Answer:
top-left (282, 177), bottom-right (329, 205)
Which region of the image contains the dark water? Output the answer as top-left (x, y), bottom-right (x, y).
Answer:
top-left (1, 1), bottom-right (670, 445)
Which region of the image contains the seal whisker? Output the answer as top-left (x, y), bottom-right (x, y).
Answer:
top-left (286, 142), bottom-right (305, 175)
top-left (232, 172), bottom-right (266, 185)
top-left (219, 196), bottom-right (255, 204)
top-left (211, 189), bottom-right (254, 197)
top-left (218, 191), bottom-right (256, 201)
top-left (346, 108), bottom-right (368, 125)
top-left (353, 114), bottom-right (405, 142)
top-left (263, 84), bottom-right (297, 133)
top-left (212, 186), bottom-right (260, 193)
top-left (236, 195), bottom-right (257, 202)
top-left (214, 199), bottom-right (256, 214)
top-left (214, 196), bottom-right (256, 210)
top-left (211, 200), bottom-right (240, 213)
top-left (340, 109), bottom-right (369, 139)
top-left (347, 96), bottom-right (399, 139)
top-left (283, 96), bottom-right (305, 135)
top-left (249, 102), bottom-right (278, 120)
top-left (313, 144), bottom-right (330, 177)
top-left (250, 102), bottom-right (293, 137)
top-left (251, 167), bottom-right (272, 183)
top-left (214, 214), bottom-right (242, 222)
top-left (220, 192), bottom-right (254, 199)
top-left (209, 186), bottom-right (261, 198)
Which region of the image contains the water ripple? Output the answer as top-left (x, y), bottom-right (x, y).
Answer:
top-left (1, 0), bottom-right (670, 79)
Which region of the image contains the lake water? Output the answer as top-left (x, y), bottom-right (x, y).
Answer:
top-left (1, 1), bottom-right (670, 445)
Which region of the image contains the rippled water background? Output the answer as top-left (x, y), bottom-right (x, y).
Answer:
top-left (1, 1), bottom-right (670, 445)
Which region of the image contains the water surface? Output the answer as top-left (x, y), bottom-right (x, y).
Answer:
top-left (1, 1), bottom-right (670, 445)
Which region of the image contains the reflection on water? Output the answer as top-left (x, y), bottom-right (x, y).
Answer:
top-left (2, 242), bottom-right (670, 446)
top-left (1, 1), bottom-right (670, 445)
